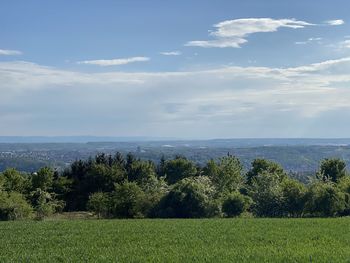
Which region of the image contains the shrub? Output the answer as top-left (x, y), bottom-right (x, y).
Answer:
top-left (222, 192), bottom-right (251, 217)
top-left (155, 176), bottom-right (219, 218)
top-left (163, 157), bottom-right (197, 185)
top-left (87, 192), bottom-right (110, 219)
top-left (304, 181), bottom-right (346, 217)
top-left (249, 171), bottom-right (283, 217)
top-left (0, 192), bottom-right (33, 220)
top-left (110, 182), bottom-right (145, 218)
top-left (30, 189), bottom-right (65, 219)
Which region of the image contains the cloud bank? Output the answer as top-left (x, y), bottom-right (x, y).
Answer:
top-left (1, 57), bottom-right (350, 137)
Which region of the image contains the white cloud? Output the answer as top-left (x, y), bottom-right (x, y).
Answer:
top-left (186, 38), bottom-right (247, 48)
top-left (160, 51), bottom-right (182, 56)
top-left (77, 56), bottom-right (150, 66)
top-left (0, 49), bottom-right (22, 55)
top-left (325, 19), bottom-right (345, 26)
top-left (1, 57), bottom-right (350, 137)
top-left (185, 18), bottom-right (314, 48)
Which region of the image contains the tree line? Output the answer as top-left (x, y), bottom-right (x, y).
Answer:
top-left (1, 152), bottom-right (350, 220)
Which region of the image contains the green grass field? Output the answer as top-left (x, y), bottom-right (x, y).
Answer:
top-left (1, 218), bottom-right (350, 262)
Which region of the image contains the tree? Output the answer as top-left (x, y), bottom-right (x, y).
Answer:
top-left (125, 153), bottom-right (137, 174)
top-left (155, 176), bottom-right (218, 218)
top-left (128, 160), bottom-right (157, 185)
top-left (52, 175), bottom-right (73, 201)
top-left (0, 191), bottom-right (33, 220)
top-left (31, 167), bottom-right (54, 191)
top-left (222, 192), bottom-right (251, 217)
top-left (337, 176), bottom-right (350, 215)
top-left (110, 182), bottom-right (145, 218)
top-left (87, 192), bottom-right (110, 219)
top-left (304, 181), bottom-right (346, 217)
top-left (249, 171), bottom-right (283, 217)
top-left (86, 163), bottom-right (126, 193)
top-left (1, 168), bottom-right (28, 193)
top-left (317, 158), bottom-right (347, 182)
top-left (30, 189), bottom-right (64, 219)
top-left (204, 155), bottom-right (243, 196)
top-left (246, 159), bottom-right (285, 185)
top-left (280, 178), bottom-right (306, 217)
top-left (163, 157), bottom-right (197, 185)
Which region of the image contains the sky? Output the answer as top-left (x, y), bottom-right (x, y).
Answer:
top-left (1, 0), bottom-right (350, 139)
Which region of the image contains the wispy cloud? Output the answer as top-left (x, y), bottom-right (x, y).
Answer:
top-left (77, 56), bottom-right (150, 66)
top-left (295, 37), bottom-right (322, 45)
top-left (160, 51), bottom-right (182, 56)
top-left (185, 18), bottom-right (314, 48)
top-left (0, 49), bottom-right (22, 55)
top-left (325, 19), bottom-right (345, 26)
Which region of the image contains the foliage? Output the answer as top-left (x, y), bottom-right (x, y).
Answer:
top-left (31, 167), bottom-right (54, 191)
top-left (246, 159), bottom-right (286, 185)
top-left (0, 168), bottom-right (28, 193)
top-left (222, 192), bottom-right (251, 217)
top-left (156, 176), bottom-right (218, 218)
top-left (30, 189), bottom-right (64, 219)
top-left (2, 153), bottom-right (350, 220)
top-left (304, 181), bottom-right (346, 217)
top-left (317, 158), bottom-right (347, 182)
top-left (249, 171), bottom-right (284, 217)
top-left (163, 156), bottom-right (197, 184)
top-left (110, 182), bottom-right (146, 218)
top-left (280, 178), bottom-right (307, 217)
top-left (0, 191), bottom-right (33, 220)
top-left (203, 155), bottom-right (243, 196)
top-left (87, 192), bottom-right (110, 219)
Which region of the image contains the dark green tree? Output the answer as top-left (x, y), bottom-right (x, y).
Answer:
top-left (304, 181), bottom-right (346, 217)
top-left (110, 182), bottom-right (146, 218)
top-left (163, 157), bottom-right (197, 185)
top-left (0, 168), bottom-right (28, 193)
top-left (31, 167), bottom-right (54, 191)
top-left (317, 158), bottom-right (347, 182)
top-left (155, 176), bottom-right (218, 218)
top-left (246, 159), bottom-right (286, 185)
top-left (222, 192), bottom-right (251, 217)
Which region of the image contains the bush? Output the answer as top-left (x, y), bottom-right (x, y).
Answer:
top-left (30, 189), bottom-right (65, 219)
top-left (249, 171), bottom-right (283, 217)
top-left (204, 156), bottom-right (244, 196)
top-left (1, 168), bottom-right (28, 193)
top-left (222, 192), bottom-right (251, 217)
top-left (110, 182), bottom-right (146, 218)
top-left (0, 192), bottom-right (33, 220)
top-left (163, 157), bottom-right (197, 185)
top-left (304, 181), bottom-right (346, 217)
top-left (155, 176), bottom-right (219, 218)
top-left (280, 178), bottom-right (307, 217)
top-left (87, 192), bottom-right (110, 218)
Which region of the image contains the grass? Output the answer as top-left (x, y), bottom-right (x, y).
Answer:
top-left (0, 218), bottom-right (350, 262)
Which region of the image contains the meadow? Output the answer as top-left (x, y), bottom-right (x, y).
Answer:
top-left (0, 218), bottom-right (350, 262)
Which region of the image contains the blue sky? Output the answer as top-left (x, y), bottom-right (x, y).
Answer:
top-left (1, 0), bottom-right (350, 138)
